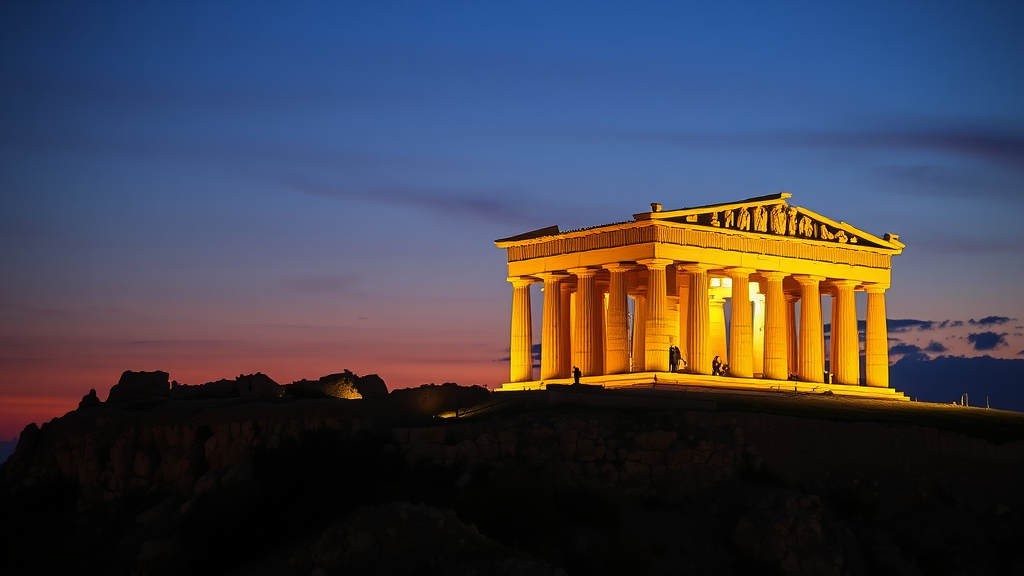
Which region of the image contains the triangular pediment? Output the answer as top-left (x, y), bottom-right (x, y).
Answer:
top-left (635, 193), bottom-right (904, 250)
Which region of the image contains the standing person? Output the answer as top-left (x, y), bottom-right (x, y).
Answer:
top-left (572, 366), bottom-right (581, 385)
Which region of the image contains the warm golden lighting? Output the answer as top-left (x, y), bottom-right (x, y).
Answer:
top-left (494, 194), bottom-right (906, 400)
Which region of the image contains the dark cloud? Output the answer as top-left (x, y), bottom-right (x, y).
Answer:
top-left (951, 321), bottom-right (964, 327)
top-left (969, 316), bottom-right (1015, 326)
top-left (967, 332), bottom-right (1009, 351)
top-left (891, 355), bottom-right (1024, 412)
top-left (890, 343), bottom-right (929, 361)
top-left (924, 341), bottom-right (948, 353)
top-left (1018, 350), bottom-right (1024, 356)
top-left (887, 319), bottom-right (936, 333)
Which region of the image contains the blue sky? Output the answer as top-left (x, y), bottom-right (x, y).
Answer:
top-left (2, 1), bottom-right (1023, 436)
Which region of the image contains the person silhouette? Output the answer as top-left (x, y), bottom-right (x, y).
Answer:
top-left (572, 366), bottom-right (581, 385)
top-left (668, 345), bottom-right (681, 372)
top-left (712, 355), bottom-right (723, 376)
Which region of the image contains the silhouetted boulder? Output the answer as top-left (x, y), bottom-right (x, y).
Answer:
top-left (355, 373), bottom-right (388, 399)
top-left (289, 370), bottom-right (388, 400)
top-left (237, 373), bottom-right (280, 398)
top-left (107, 370), bottom-right (170, 403)
top-left (78, 389), bottom-right (101, 409)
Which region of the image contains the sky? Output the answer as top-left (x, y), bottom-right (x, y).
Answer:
top-left (2, 1), bottom-right (1023, 440)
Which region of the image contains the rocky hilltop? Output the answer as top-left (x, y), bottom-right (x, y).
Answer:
top-left (2, 371), bottom-right (1023, 576)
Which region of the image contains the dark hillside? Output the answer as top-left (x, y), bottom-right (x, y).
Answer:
top-left (2, 379), bottom-right (1022, 576)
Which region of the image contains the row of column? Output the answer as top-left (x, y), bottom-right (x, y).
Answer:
top-left (509, 265), bottom-right (889, 387)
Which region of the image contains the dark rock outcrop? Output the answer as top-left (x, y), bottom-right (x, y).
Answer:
top-left (107, 371), bottom-right (169, 403)
top-left (290, 371), bottom-right (389, 400)
top-left (237, 373), bottom-right (280, 398)
top-left (78, 389), bottom-right (101, 409)
top-left (169, 379), bottom-right (238, 400)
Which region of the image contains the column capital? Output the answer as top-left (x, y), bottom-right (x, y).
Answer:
top-left (725, 267), bottom-right (755, 278)
top-left (863, 283), bottom-right (889, 294)
top-left (568, 267), bottom-right (600, 278)
top-left (758, 270), bottom-right (788, 281)
top-left (603, 262), bottom-right (635, 273)
top-left (535, 271), bottom-right (570, 281)
top-left (637, 258), bottom-right (674, 270)
top-left (792, 274), bottom-right (825, 285)
top-left (784, 292), bottom-right (800, 303)
top-left (507, 276), bottom-right (538, 287)
top-left (829, 279), bottom-right (860, 288)
top-left (679, 263), bottom-right (713, 274)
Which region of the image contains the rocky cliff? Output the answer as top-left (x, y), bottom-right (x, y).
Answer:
top-left (2, 377), bottom-right (1022, 576)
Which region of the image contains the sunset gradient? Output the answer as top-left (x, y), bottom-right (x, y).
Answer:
top-left (3, 1), bottom-right (1023, 439)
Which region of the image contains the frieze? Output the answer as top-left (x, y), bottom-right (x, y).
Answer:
top-left (692, 203), bottom-right (858, 244)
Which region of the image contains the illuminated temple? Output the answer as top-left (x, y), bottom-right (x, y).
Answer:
top-left (494, 193), bottom-right (907, 399)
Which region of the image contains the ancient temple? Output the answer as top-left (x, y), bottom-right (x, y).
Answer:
top-left (495, 193), bottom-right (907, 399)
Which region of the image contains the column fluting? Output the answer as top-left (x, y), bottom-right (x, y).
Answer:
top-left (509, 276), bottom-right (536, 383)
top-left (537, 273), bottom-right (568, 380)
top-left (865, 285), bottom-right (889, 388)
top-left (833, 280), bottom-right (860, 385)
top-left (570, 268), bottom-right (599, 376)
top-left (727, 268), bottom-right (754, 378)
top-left (604, 264), bottom-right (632, 374)
top-left (794, 275), bottom-right (825, 383)
top-left (640, 258), bottom-right (673, 372)
top-left (760, 271), bottom-right (789, 381)
top-left (682, 264), bottom-right (712, 375)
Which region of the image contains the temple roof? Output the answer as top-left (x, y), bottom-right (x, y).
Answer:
top-left (496, 193), bottom-right (904, 252)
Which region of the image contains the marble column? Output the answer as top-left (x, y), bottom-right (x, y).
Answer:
top-left (640, 258), bottom-right (673, 372)
top-left (752, 290), bottom-right (765, 375)
top-left (828, 289), bottom-right (837, 380)
top-left (865, 285), bottom-right (889, 388)
top-left (682, 264), bottom-right (712, 375)
top-left (832, 279), bottom-right (860, 385)
top-left (727, 268), bottom-right (754, 378)
top-left (604, 264), bottom-right (631, 374)
top-left (559, 282), bottom-right (573, 377)
top-left (632, 292), bottom-right (647, 371)
top-left (794, 275), bottom-right (825, 383)
top-left (509, 276), bottom-right (536, 383)
top-left (709, 295), bottom-right (728, 365)
top-left (537, 273), bottom-right (568, 380)
top-left (676, 269), bottom-right (690, 366)
top-left (570, 268), bottom-right (599, 376)
top-left (594, 281), bottom-right (606, 376)
top-left (785, 294), bottom-right (799, 378)
top-left (760, 271), bottom-right (788, 381)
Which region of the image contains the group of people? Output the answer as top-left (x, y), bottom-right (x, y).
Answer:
top-left (569, 347), bottom-right (731, 381)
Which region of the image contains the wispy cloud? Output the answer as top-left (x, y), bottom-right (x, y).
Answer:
top-left (969, 316), bottom-right (1016, 326)
top-left (560, 124), bottom-right (1024, 172)
top-left (285, 177), bottom-right (547, 227)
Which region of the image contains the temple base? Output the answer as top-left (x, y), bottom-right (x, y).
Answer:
top-left (498, 372), bottom-right (908, 400)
